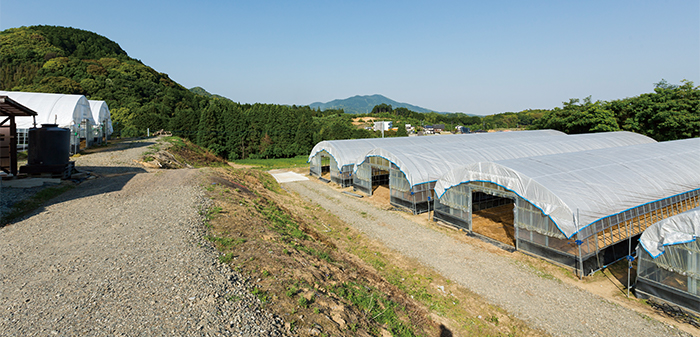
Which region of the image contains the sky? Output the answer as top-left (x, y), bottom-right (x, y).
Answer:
top-left (1, 0), bottom-right (698, 115)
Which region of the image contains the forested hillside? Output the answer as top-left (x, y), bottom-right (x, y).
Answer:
top-left (0, 25), bottom-right (375, 159)
top-left (0, 25), bottom-right (204, 137)
top-left (1, 25), bottom-right (696, 161)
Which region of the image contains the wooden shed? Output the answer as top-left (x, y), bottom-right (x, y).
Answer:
top-left (0, 95), bottom-right (37, 176)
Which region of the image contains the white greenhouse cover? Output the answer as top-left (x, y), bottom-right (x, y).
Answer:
top-left (308, 130), bottom-right (566, 172)
top-left (89, 100), bottom-right (113, 135)
top-left (0, 91), bottom-right (94, 129)
top-left (434, 138), bottom-right (700, 239)
top-left (640, 207), bottom-right (700, 258)
top-left (358, 132), bottom-right (656, 188)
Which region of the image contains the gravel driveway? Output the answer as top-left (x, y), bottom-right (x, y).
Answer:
top-left (286, 180), bottom-right (690, 337)
top-left (0, 139), bottom-right (287, 336)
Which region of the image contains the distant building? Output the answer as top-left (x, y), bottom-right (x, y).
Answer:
top-left (423, 125), bottom-right (434, 134)
top-left (405, 124), bottom-right (415, 133)
top-left (373, 121), bottom-right (393, 131)
top-left (434, 124), bottom-right (446, 133)
top-left (454, 125), bottom-right (470, 134)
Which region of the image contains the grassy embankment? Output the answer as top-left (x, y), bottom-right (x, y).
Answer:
top-left (160, 136), bottom-right (541, 336)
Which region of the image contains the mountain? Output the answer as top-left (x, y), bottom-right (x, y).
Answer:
top-left (189, 86), bottom-right (231, 101)
top-left (309, 94), bottom-right (445, 114)
top-left (0, 25), bottom-right (205, 136)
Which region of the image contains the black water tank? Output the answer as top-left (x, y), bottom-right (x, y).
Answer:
top-left (28, 124), bottom-right (70, 166)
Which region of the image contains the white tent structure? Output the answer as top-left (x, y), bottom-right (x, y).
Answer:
top-left (434, 138), bottom-right (700, 275)
top-left (0, 91), bottom-right (94, 128)
top-left (89, 100), bottom-right (113, 139)
top-left (308, 130), bottom-right (566, 187)
top-left (352, 132), bottom-right (656, 213)
top-left (637, 206), bottom-right (700, 313)
top-left (0, 91), bottom-right (96, 153)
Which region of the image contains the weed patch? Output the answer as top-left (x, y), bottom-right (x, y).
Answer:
top-left (331, 281), bottom-right (417, 337)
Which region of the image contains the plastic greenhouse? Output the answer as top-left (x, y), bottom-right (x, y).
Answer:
top-left (637, 206), bottom-right (700, 313)
top-left (308, 130), bottom-right (566, 187)
top-left (89, 100), bottom-right (113, 143)
top-left (353, 132), bottom-right (656, 214)
top-left (0, 91), bottom-right (95, 153)
top-left (434, 138), bottom-right (700, 276)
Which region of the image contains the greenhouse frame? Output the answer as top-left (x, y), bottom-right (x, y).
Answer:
top-left (637, 206), bottom-right (700, 314)
top-left (0, 91), bottom-right (95, 153)
top-left (353, 132), bottom-right (656, 214)
top-left (89, 100), bottom-right (113, 143)
top-left (307, 130), bottom-right (565, 187)
top-left (434, 138), bottom-right (700, 276)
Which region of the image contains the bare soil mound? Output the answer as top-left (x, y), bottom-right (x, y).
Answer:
top-left (472, 204), bottom-right (516, 246)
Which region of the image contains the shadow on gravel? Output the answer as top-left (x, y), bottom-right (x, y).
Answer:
top-left (3, 166), bottom-right (148, 226)
top-left (77, 165), bottom-right (148, 176)
top-left (80, 138), bottom-right (156, 156)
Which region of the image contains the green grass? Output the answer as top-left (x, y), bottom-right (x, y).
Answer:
top-left (161, 136), bottom-right (186, 147)
top-left (251, 287), bottom-right (270, 303)
top-left (1, 184), bottom-right (74, 226)
top-left (286, 285), bottom-right (299, 297)
top-left (330, 281), bottom-right (417, 337)
top-left (232, 155), bottom-right (308, 169)
top-left (219, 252), bottom-right (236, 264)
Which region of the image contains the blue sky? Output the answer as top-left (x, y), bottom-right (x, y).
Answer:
top-left (1, 0), bottom-right (698, 115)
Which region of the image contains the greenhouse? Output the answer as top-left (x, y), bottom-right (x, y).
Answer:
top-left (89, 100), bottom-right (113, 143)
top-left (353, 132), bottom-right (656, 214)
top-left (637, 206), bottom-right (700, 314)
top-left (308, 130), bottom-right (565, 187)
top-left (434, 138), bottom-right (700, 276)
top-left (0, 91), bottom-right (95, 153)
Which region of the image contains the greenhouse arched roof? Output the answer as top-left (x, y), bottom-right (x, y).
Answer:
top-left (89, 100), bottom-right (113, 135)
top-left (308, 129), bottom-right (566, 172)
top-left (640, 206), bottom-right (700, 258)
top-left (0, 91), bottom-right (94, 129)
top-left (434, 138), bottom-right (700, 239)
top-left (358, 131), bottom-right (656, 188)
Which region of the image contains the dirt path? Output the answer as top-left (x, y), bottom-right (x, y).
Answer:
top-left (0, 139), bottom-right (286, 336)
top-left (285, 179), bottom-right (690, 337)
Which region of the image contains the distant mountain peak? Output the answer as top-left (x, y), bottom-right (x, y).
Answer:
top-left (309, 94), bottom-right (444, 114)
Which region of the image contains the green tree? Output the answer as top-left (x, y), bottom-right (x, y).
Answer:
top-left (622, 80), bottom-right (700, 140)
top-left (197, 99), bottom-right (227, 156)
top-left (534, 97), bottom-right (619, 134)
top-left (396, 122), bottom-right (408, 137)
top-left (371, 103), bottom-right (392, 114)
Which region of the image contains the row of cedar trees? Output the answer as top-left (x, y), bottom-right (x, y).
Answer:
top-left (178, 99), bottom-right (375, 160)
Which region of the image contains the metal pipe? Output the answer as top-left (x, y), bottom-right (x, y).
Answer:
top-left (626, 212), bottom-right (631, 298)
top-left (576, 208), bottom-right (583, 279)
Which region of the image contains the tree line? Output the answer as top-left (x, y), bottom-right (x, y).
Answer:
top-left (533, 80), bottom-right (699, 141)
top-left (360, 80), bottom-right (699, 142)
top-left (1, 26), bottom-right (697, 162)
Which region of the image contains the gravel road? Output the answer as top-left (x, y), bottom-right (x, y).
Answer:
top-left (0, 139), bottom-right (287, 336)
top-left (286, 179), bottom-right (690, 337)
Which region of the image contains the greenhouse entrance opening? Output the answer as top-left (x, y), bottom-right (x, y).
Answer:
top-left (353, 156), bottom-right (390, 196)
top-left (471, 191), bottom-right (516, 247)
top-left (309, 151), bottom-right (331, 178)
